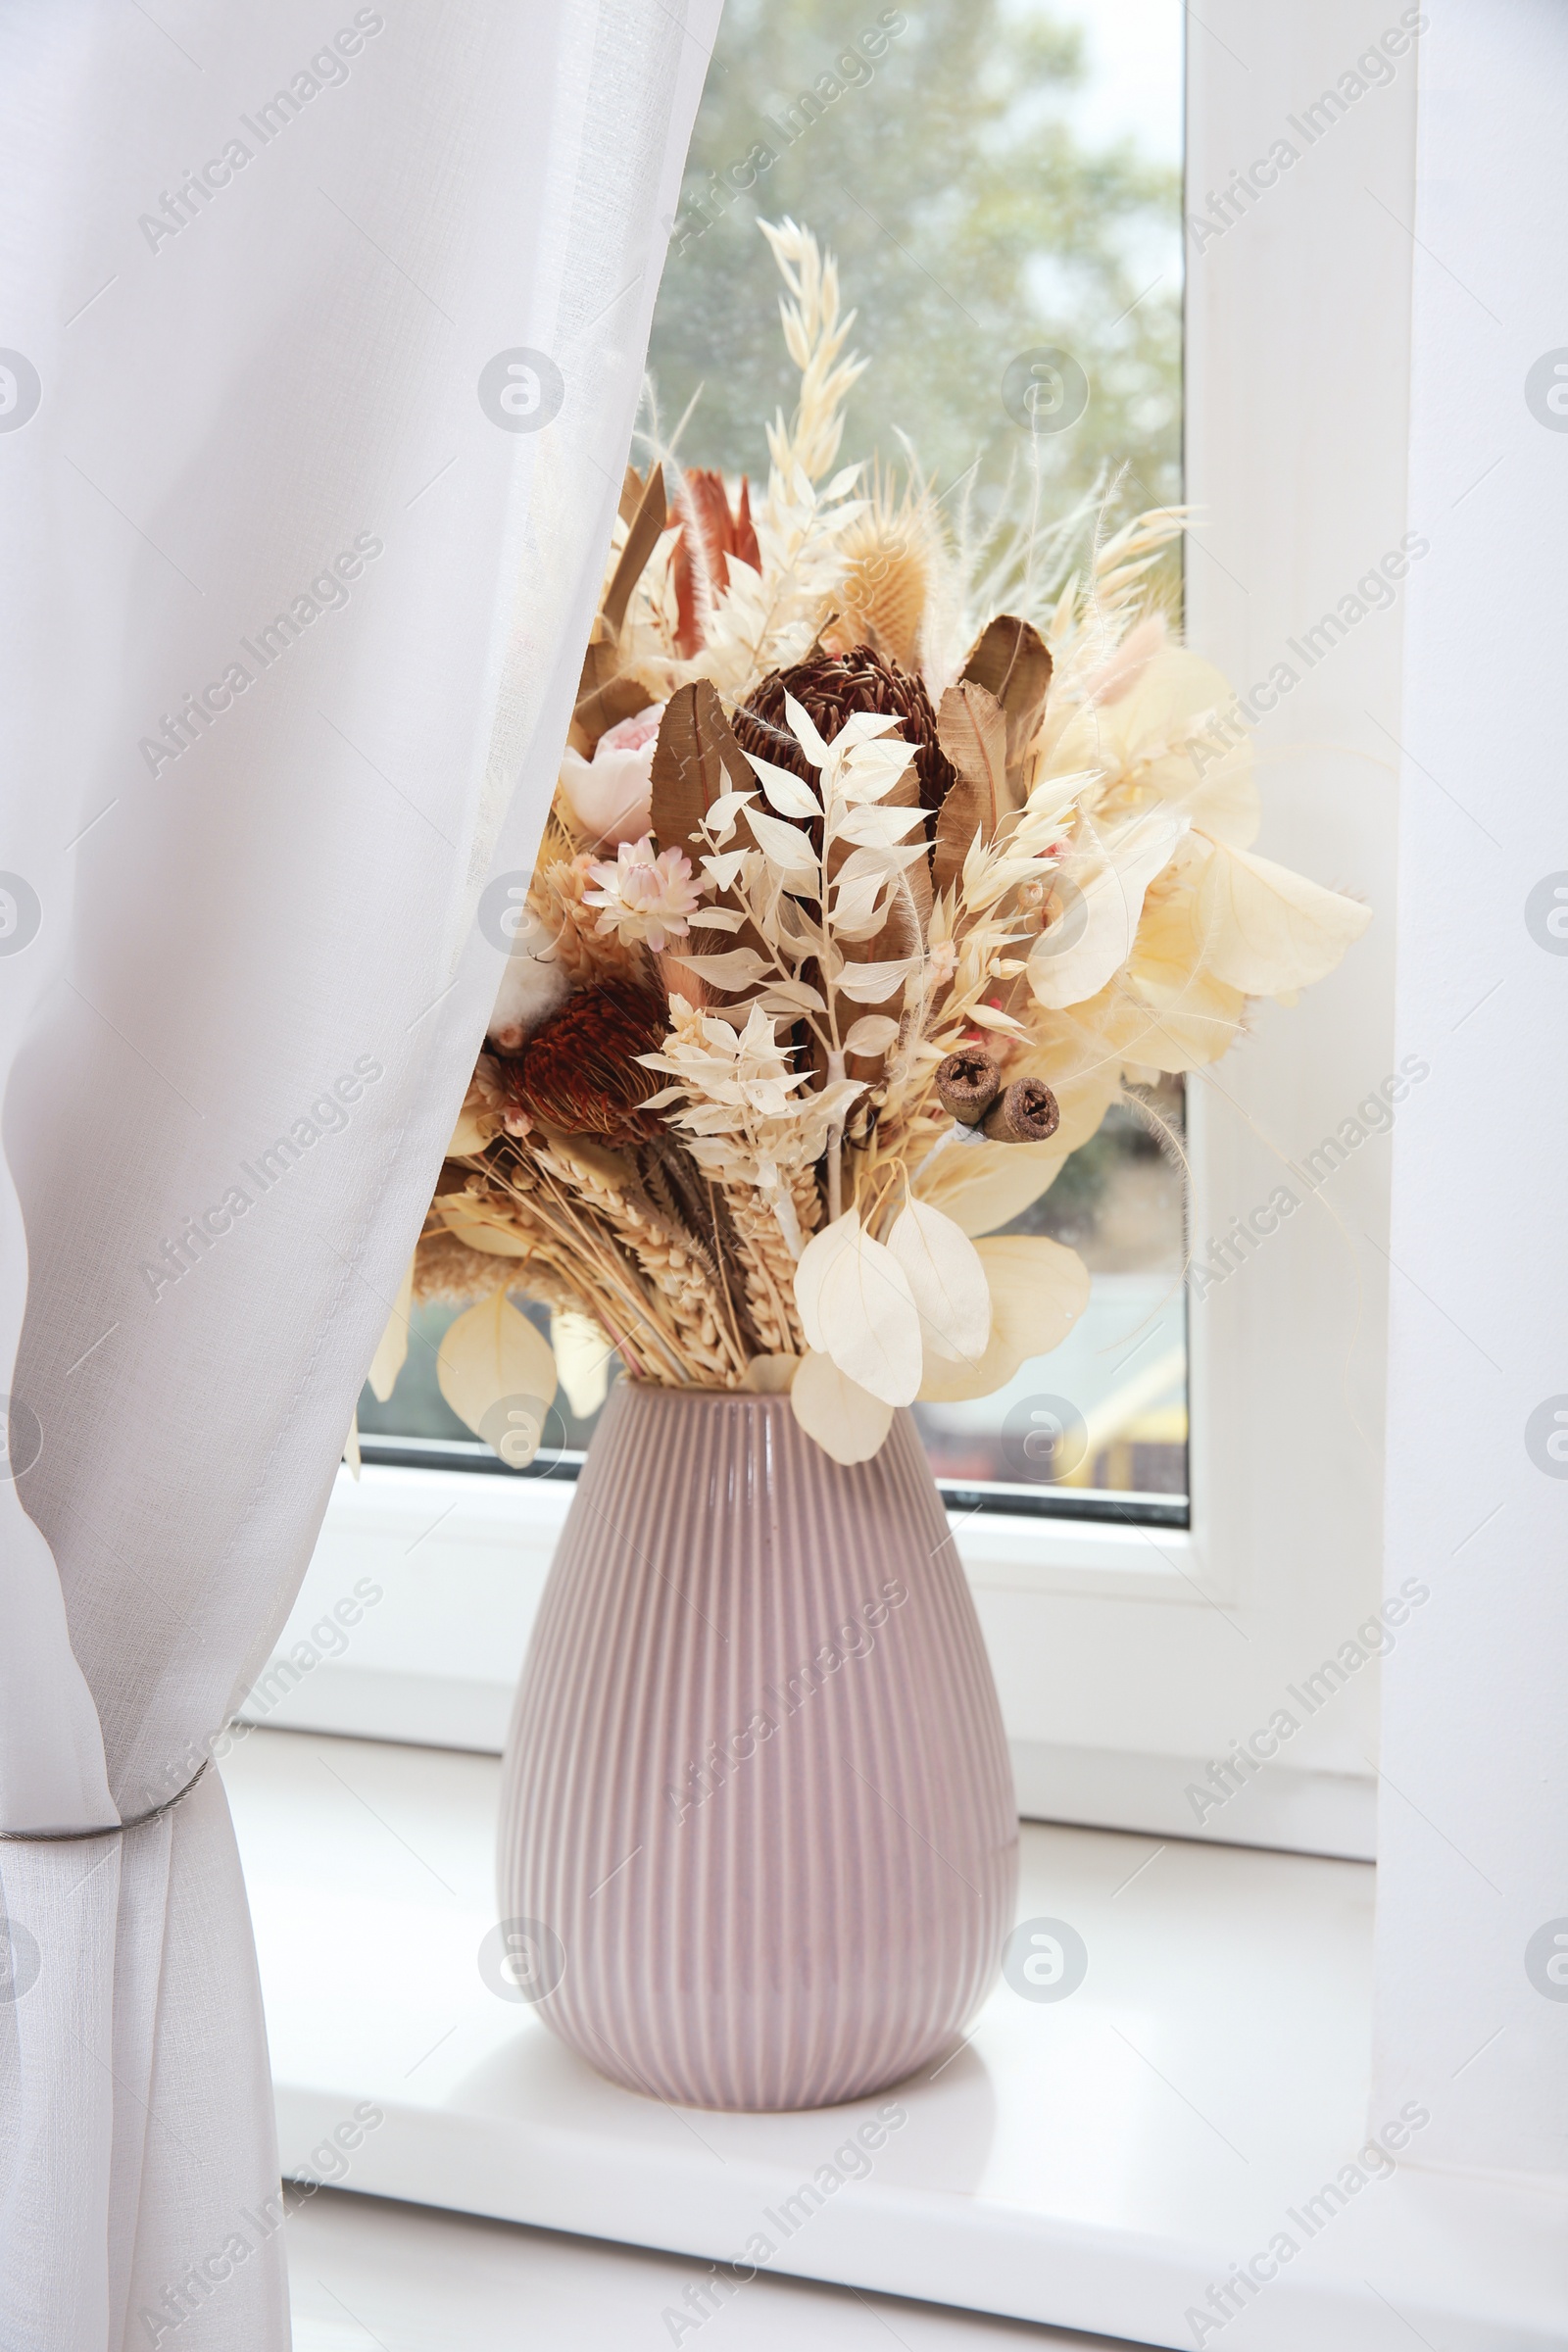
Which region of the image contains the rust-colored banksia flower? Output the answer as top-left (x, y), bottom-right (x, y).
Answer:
top-left (499, 978), bottom-right (669, 1139)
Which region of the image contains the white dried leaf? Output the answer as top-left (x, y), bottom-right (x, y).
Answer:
top-left (836, 734), bottom-right (915, 800)
top-left (746, 806), bottom-right (820, 880)
top-left (833, 710), bottom-right (902, 750)
top-left (756, 978), bottom-right (827, 1012)
top-left (835, 801), bottom-right (925, 848)
top-left (832, 956), bottom-right (918, 1004)
top-left (789, 1349), bottom-right (894, 1464)
top-left (703, 789), bottom-right (756, 842)
top-left (783, 691), bottom-right (833, 767)
top-left (887, 1200), bottom-right (992, 1365)
top-left (793, 1209), bottom-right (922, 1405)
top-left (833, 841), bottom-right (925, 888)
top-left (746, 753), bottom-right (822, 820)
top-left (682, 947), bottom-right (772, 988)
top-left (843, 1014), bottom-right (901, 1054)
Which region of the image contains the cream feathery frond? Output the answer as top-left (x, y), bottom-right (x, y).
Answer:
top-left (697, 462), bottom-right (865, 700)
top-left (757, 218), bottom-right (868, 484)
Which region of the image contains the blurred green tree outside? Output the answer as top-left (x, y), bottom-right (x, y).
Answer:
top-left (646, 0), bottom-right (1182, 527)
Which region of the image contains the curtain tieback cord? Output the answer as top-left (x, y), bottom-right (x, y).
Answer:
top-left (0, 1757), bottom-right (212, 1842)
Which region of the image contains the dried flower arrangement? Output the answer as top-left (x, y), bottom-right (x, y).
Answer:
top-left (373, 221), bottom-right (1370, 1466)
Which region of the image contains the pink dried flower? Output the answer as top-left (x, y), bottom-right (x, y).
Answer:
top-left (584, 835), bottom-right (706, 955)
top-left (558, 703), bottom-right (666, 849)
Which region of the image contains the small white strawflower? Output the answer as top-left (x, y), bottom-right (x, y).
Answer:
top-left (584, 836), bottom-right (705, 955)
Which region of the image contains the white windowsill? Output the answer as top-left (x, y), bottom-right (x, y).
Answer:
top-left (287, 2183), bottom-right (1149, 2350)
top-left (225, 1727), bottom-right (1562, 2351)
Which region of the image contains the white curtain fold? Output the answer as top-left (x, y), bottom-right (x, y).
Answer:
top-left (0, 2), bottom-right (717, 2340)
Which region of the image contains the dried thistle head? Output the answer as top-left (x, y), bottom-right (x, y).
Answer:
top-left (532, 853), bottom-right (642, 988)
top-left (823, 473), bottom-right (936, 670)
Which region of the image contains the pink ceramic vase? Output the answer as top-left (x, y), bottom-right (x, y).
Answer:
top-left (497, 1381), bottom-right (1018, 2112)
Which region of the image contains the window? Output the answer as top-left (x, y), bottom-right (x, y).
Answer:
top-left (362, 0), bottom-right (1190, 1517)
top-left (293, 7), bottom-right (1410, 1863)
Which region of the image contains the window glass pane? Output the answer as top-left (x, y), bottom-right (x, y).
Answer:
top-left (649, 0), bottom-right (1182, 523)
top-left (362, 0), bottom-right (1187, 1512)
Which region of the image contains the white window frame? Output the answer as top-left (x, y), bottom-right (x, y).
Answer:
top-left (253, 7), bottom-right (1421, 1862)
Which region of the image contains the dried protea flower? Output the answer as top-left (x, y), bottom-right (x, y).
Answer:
top-left (499, 979), bottom-right (669, 1139)
top-left (672, 469), bottom-right (760, 660)
top-left (731, 646), bottom-right (957, 818)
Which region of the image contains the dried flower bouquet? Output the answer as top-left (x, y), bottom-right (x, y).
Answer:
top-left (376, 221), bottom-right (1369, 1466)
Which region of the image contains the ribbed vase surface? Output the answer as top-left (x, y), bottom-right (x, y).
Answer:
top-left (497, 1382), bottom-right (1018, 2112)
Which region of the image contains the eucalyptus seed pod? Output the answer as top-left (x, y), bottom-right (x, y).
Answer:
top-left (980, 1077), bottom-right (1060, 1146)
top-left (934, 1047), bottom-right (1002, 1126)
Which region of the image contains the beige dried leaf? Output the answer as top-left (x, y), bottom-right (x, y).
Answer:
top-left (439, 1212), bottom-right (534, 1259)
top-left (842, 1014), bottom-right (901, 1055)
top-left (551, 1308), bottom-right (612, 1418)
top-left (449, 1090), bottom-right (501, 1155)
top-left (1027, 806), bottom-right (1187, 1010)
top-left (436, 1292), bottom-right (559, 1452)
top-left (916, 1235), bottom-right (1091, 1402)
top-left (914, 1135), bottom-right (1070, 1240)
top-left (788, 1349), bottom-right (894, 1464)
top-left (1196, 839), bottom-right (1371, 996)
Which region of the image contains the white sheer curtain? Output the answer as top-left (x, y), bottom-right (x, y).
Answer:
top-left (0, 3), bottom-right (717, 2341)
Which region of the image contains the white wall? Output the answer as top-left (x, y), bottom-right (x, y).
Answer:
top-left (1371, 0), bottom-right (1568, 2180)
